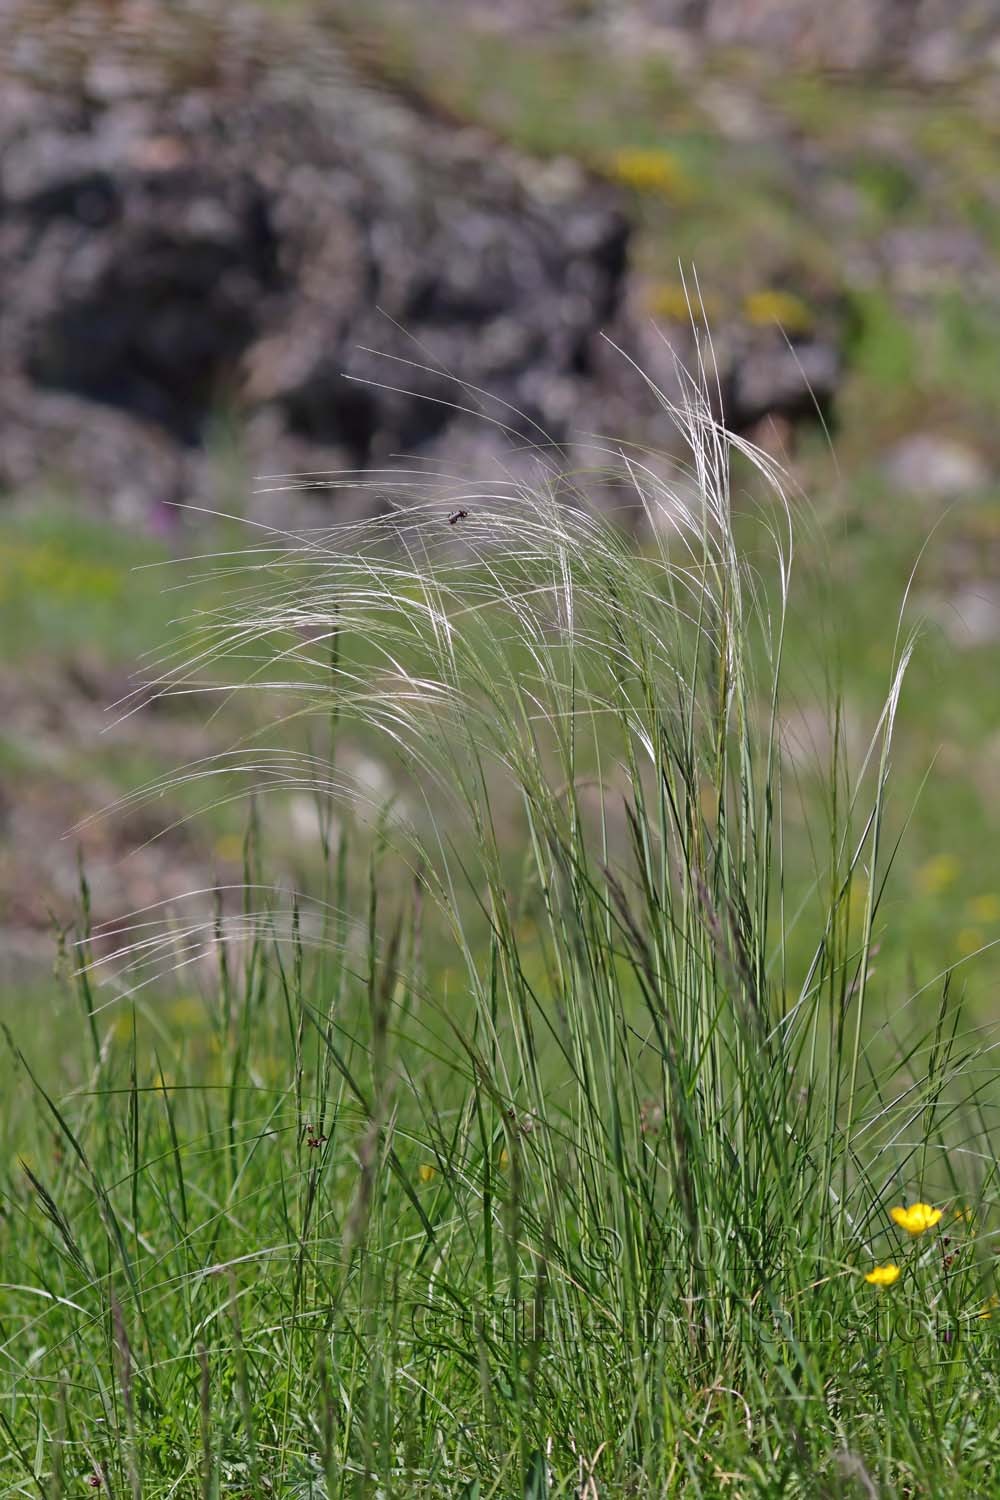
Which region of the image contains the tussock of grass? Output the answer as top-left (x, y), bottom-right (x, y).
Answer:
top-left (2, 366), bottom-right (998, 1497)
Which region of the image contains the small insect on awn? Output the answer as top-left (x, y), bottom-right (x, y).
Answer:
top-left (448, 509), bottom-right (469, 525)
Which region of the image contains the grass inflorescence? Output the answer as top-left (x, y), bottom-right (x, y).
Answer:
top-left (2, 371), bottom-right (999, 1497)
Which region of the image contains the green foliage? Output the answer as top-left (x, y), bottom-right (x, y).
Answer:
top-left (843, 290), bottom-right (918, 393)
top-left (0, 511), bottom-right (142, 657)
top-left (851, 157), bottom-right (918, 219)
top-left (3, 394), bottom-right (999, 1496)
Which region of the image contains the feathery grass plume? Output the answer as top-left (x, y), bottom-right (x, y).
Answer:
top-left (7, 349), bottom-right (997, 1495)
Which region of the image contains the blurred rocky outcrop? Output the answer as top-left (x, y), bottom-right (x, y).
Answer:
top-left (0, 0), bottom-right (636, 520)
top-left (0, 0), bottom-right (846, 525)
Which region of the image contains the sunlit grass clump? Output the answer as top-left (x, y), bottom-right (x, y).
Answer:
top-left (2, 368), bottom-right (999, 1497)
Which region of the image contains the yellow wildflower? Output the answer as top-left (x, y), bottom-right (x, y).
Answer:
top-left (969, 894), bottom-right (1000, 923)
top-left (646, 283), bottom-right (717, 325)
top-left (891, 1202), bottom-right (943, 1235)
top-left (743, 289), bottom-right (813, 334)
top-left (979, 1294), bottom-right (999, 1319)
top-left (647, 282), bottom-right (694, 323)
top-left (957, 927), bottom-right (983, 957)
top-left (167, 994), bottom-right (207, 1029)
top-left (418, 1163), bottom-right (436, 1184)
top-left (915, 853), bottom-right (960, 896)
top-left (865, 1264), bottom-right (901, 1287)
top-left (610, 147), bottom-right (692, 200)
top-left (214, 833), bottom-right (246, 864)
